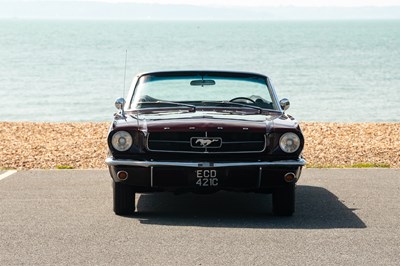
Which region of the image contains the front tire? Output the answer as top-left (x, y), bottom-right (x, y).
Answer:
top-left (113, 181), bottom-right (135, 215)
top-left (272, 184), bottom-right (295, 216)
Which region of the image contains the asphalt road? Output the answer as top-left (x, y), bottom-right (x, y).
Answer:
top-left (0, 169), bottom-right (399, 265)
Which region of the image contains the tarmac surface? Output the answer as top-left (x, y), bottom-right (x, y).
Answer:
top-left (0, 169), bottom-right (399, 265)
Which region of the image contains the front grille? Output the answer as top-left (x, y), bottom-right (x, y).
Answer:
top-left (147, 132), bottom-right (266, 153)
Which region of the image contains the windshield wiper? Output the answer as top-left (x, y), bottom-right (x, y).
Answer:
top-left (201, 101), bottom-right (263, 114)
top-left (138, 101), bottom-right (196, 112)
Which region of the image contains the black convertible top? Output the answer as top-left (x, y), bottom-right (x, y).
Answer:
top-left (136, 70), bottom-right (269, 80)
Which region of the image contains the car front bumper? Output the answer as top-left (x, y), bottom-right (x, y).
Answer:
top-left (105, 157), bottom-right (306, 168)
top-left (105, 157), bottom-right (306, 192)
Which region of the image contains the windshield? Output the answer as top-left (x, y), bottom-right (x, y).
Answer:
top-left (130, 74), bottom-right (279, 111)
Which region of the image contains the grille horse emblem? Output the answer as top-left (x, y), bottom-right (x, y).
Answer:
top-left (191, 137), bottom-right (222, 148)
top-left (196, 139), bottom-right (218, 147)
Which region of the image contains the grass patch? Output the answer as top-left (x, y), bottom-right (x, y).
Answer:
top-left (56, 165), bottom-right (75, 170)
top-left (350, 163), bottom-right (390, 168)
top-left (0, 167), bottom-right (17, 171)
top-left (307, 162), bottom-right (390, 168)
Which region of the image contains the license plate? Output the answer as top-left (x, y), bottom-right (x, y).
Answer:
top-left (194, 169), bottom-right (219, 187)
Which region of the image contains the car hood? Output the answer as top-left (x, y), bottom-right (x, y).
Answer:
top-left (114, 111), bottom-right (299, 133)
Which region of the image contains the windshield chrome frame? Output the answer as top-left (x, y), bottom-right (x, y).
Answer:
top-left (125, 71), bottom-right (283, 114)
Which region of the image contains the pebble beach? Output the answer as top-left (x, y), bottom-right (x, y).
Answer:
top-left (0, 122), bottom-right (399, 169)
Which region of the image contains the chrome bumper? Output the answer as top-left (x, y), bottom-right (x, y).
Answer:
top-left (105, 157), bottom-right (306, 168)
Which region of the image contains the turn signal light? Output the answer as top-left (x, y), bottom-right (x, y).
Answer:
top-left (284, 172), bottom-right (296, 183)
top-left (117, 171), bottom-right (128, 181)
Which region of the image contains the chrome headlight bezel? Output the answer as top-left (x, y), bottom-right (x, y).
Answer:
top-left (279, 132), bottom-right (301, 153)
top-left (111, 131), bottom-right (133, 152)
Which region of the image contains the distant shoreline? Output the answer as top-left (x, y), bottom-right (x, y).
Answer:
top-left (1, 122), bottom-right (399, 169)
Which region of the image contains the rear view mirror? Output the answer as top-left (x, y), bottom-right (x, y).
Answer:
top-left (190, 80), bottom-right (216, 86)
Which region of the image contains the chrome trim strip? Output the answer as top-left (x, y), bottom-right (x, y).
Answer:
top-left (222, 141), bottom-right (264, 144)
top-left (105, 157), bottom-right (306, 168)
top-left (150, 140), bottom-right (190, 144)
top-left (150, 166), bottom-right (154, 187)
top-left (149, 140), bottom-right (264, 144)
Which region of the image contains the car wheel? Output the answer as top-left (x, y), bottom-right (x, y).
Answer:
top-left (113, 181), bottom-right (135, 215)
top-left (272, 184), bottom-right (295, 216)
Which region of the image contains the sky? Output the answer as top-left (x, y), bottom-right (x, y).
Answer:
top-left (7, 0), bottom-right (400, 7)
top-left (1, 0), bottom-right (400, 20)
top-left (93, 0), bottom-right (400, 6)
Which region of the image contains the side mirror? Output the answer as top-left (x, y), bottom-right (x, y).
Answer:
top-left (115, 98), bottom-right (126, 110)
top-left (279, 98), bottom-right (290, 111)
top-left (114, 98), bottom-right (126, 119)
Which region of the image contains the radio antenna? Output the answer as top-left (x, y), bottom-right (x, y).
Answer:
top-left (123, 49), bottom-right (128, 97)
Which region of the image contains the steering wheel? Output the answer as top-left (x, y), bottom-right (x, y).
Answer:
top-left (229, 97), bottom-right (256, 104)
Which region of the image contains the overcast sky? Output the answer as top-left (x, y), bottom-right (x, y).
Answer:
top-left (7, 0), bottom-right (400, 7)
top-left (1, 0), bottom-right (400, 20)
top-left (91, 0), bottom-right (400, 6)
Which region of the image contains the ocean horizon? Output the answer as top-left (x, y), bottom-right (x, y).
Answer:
top-left (0, 19), bottom-right (399, 122)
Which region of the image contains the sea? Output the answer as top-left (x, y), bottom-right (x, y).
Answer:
top-left (0, 20), bottom-right (399, 122)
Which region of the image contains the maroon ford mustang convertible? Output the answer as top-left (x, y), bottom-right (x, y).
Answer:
top-left (105, 70), bottom-right (305, 216)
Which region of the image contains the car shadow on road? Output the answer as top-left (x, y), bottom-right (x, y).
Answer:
top-left (132, 185), bottom-right (366, 229)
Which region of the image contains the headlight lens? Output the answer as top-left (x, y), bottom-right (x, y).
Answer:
top-left (111, 131), bottom-right (133, 152)
top-left (279, 132), bottom-right (301, 153)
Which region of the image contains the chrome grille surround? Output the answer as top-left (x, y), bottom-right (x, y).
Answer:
top-left (146, 131), bottom-right (267, 153)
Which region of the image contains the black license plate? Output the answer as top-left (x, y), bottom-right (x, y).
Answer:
top-left (193, 168), bottom-right (220, 187)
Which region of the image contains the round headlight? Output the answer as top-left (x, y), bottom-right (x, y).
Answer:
top-left (111, 131), bottom-right (133, 152)
top-left (279, 132), bottom-right (301, 153)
